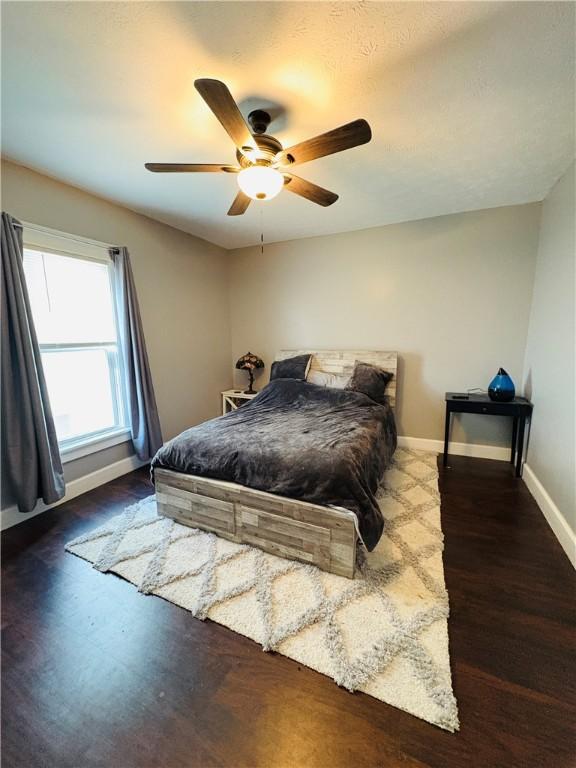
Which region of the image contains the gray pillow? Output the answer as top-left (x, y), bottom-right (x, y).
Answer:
top-left (345, 362), bottom-right (393, 405)
top-left (270, 354), bottom-right (312, 381)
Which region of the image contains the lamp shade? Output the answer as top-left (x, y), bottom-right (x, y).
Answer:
top-left (237, 166), bottom-right (284, 201)
top-left (235, 352), bottom-right (265, 371)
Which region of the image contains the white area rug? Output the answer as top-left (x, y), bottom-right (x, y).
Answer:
top-left (66, 448), bottom-right (459, 731)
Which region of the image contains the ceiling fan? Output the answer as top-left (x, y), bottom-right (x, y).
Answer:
top-left (145, 79), bottom-right (372, 216)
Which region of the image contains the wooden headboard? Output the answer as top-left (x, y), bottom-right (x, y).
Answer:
top-left (276, 350), bottom-right (398, 410)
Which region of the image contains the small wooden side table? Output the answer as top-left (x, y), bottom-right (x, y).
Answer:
top-left (443, 392), bottom-right (533, 477)
top-left (221, 389), bottom-right (257, 415)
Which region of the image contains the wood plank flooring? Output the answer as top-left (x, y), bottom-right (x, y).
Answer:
top-left (2, 457), bottom-right (575, 768)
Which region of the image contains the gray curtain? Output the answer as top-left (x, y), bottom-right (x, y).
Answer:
top-left (1, 212), bottom-right (65, 512)
top-left (111, 246), bottom-right (162, 461)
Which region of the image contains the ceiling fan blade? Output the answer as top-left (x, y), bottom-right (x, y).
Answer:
top-left (278, 119), bottom-right (371, 166)
top-left (194, 79), bottom-right (257, 156)
top-left (283, 174), bottom-right (338, 207)
top-left (227, 190), bottom-right (251, 216)
top-left (145, 163), bottom-right (238, 173)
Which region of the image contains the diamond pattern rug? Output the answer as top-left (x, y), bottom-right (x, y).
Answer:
top-left (66, 448), bottom-right (459, 731)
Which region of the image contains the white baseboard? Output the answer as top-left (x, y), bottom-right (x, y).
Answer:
top-left (1, 455), bottom-right (146, 531)
top-left (398, 435), bottom-right (510, 461)
top-left (523, 464), bottom-right (576, 568)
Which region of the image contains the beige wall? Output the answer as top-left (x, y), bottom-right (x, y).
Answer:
top-left (523, 163), bottom-right (575, 532)
top-left (228, 204), bottom-right (541, 447)
top-left (1, 159), bottom-right (231, 498)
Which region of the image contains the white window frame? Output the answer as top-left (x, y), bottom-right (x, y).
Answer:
top-left (22, 222), bottom-right (131, 463)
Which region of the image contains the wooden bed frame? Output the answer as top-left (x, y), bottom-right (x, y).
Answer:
top-left (155, 350), bottom-right (397, 579)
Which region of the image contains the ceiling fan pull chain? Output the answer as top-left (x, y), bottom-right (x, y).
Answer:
top-left (260, 205), bottom-right (264, 255)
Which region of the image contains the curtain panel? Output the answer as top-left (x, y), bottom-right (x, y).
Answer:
top-left (111, 246), bottom-right (163, 461)
top-left (1, 212), bottom-right (65, 512)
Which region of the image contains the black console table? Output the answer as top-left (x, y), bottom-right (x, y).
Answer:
top-left (443, 393), bottom-right (533, 477)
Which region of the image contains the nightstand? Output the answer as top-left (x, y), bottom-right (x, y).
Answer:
top-left (443, 392), bottom-right (533, 477)
top-left (221, 389), bottom-right (257, 415)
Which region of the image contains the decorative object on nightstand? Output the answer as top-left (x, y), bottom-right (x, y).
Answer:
top-left (221, 389), bottom-right (257, 415)
top-left (488, 367), bottom-right (515, 402)
top-left (443, 392), bottom-right (533, 477)
top-left (235, 352), bottom-right (264, 394)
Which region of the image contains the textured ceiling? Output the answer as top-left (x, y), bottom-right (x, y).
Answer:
top-left (2, 1), bottom-right (574, 249)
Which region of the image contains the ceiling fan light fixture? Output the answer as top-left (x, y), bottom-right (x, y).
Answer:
top-left (237, 165), bottom-right (284, 201)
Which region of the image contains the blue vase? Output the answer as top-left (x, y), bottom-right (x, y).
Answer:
top-left (488, 368), bottom-right (515, 402)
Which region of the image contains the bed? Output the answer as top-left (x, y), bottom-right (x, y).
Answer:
top-left (152, 350), bottom-right (397, 578)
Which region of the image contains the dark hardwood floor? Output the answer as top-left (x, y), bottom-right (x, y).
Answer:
top-left (2, 457), bottom-right (575, 768)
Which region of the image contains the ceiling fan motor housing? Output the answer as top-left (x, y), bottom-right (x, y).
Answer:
top-left (237, 132), bottom-right (284, 167)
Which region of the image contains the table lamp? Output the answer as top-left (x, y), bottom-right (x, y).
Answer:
top-left (235, 352), bottom-right (264, 394)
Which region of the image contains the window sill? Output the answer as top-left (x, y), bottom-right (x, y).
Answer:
top-left (60, 428), bottom-right (132, 464)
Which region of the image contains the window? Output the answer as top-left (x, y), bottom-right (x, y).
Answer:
top-left (22, 227), bottom-right (129, 459)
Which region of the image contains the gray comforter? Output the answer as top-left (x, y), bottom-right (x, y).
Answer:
top-left (151, 379), bottom-right (397, 550)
